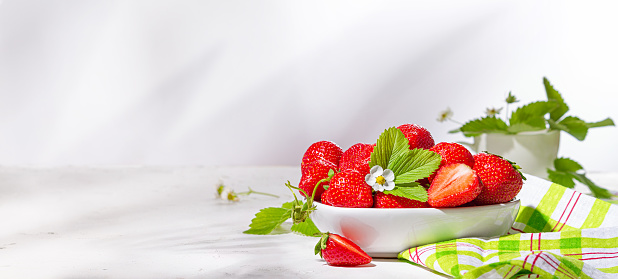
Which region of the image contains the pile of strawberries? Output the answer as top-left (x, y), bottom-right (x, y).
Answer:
top-left (299, 123), bottom-right (524, 209)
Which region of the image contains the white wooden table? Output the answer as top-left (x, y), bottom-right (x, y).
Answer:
top-left (1, 166), bottom-right (615, 278)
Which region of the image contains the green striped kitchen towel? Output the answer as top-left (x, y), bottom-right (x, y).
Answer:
top-left (399, 175), bottom-right (618, 278)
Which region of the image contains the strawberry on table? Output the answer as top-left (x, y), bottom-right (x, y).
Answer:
top-left (327, 170), bottom-right (373, 208)
top-left (428, 142), bottom-right (475, 181)
top-left (301, 141), bottom-right (343, 168)
top-left (397, 123), bottom-right (435, 150)
top-left (373, 192), bottom-right (429, 208)
top-left (315, 233), bottom-right (372, 266)
top-left (299, 159), bottom-right (337, 201)
top-left (338, 143), bottom-right (375, 176)
top-left (473, 152), bottom-right (524, 205)
top-left (428, 163), bottom-right (482, 208)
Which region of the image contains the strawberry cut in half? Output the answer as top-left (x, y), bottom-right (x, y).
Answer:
top-left (428, 163), bottom-right (481, 208)
top-left (315, 233), bottom-right (372, 266)
top-left (428, 142), bottom-right (475, 182)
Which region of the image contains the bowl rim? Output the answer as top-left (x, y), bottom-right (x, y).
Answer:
top-left (312, 199), bottom-right (521, 212)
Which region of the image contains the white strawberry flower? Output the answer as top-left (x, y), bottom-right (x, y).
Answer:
top-left (365, 165), bottom-right (395, 192)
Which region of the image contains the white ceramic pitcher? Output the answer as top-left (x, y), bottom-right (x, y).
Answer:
top-left (464, 130), bottom-right (560, 179)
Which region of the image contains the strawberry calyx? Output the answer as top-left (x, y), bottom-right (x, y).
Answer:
top-left (287, 169), bottom-right (336, 224)
top-left (314, 232), bottom-right (329, 258)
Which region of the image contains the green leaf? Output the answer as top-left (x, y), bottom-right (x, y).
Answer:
top-left (291, 217), bottom-right (321, 237)
top-left (551, 116), bottom-right (589, 141)
top-left (507, 101), bottom-right (557, 133)
top-left (543, 77), bottom-right (569, 121)
top-left (314, 233), bottom-right (328, 257)
top-left (554, 157), bottom-right (583, 172)
top-left (570, 172), bottom-right (614, 199)
top-left (458, 116), bottom-right (509, 137)
top-left (586, 118), bottom-right (615, 128)
top-left (369, 127), bottom-right (410, 169)
top-left (547, 169), bottom-right (576, 188)
top-left (383, 185), bottom-right (428, 202)
top-left (243, 206), bottom-right (292, 235)
top-left (389, 148), bottom-right (441, 185)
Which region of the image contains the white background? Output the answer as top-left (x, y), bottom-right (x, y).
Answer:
top-left (1, 0), bottom-right (617, 172)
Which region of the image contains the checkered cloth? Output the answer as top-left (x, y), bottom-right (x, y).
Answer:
top-left (398, 175), bottom-right (618, 278)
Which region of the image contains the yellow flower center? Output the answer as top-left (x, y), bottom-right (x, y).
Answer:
top-left (376, 176), bottom-right (386, 185)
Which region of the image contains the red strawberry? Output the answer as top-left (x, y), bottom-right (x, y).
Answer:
top-left (428, 142), bottom-right (475, 181)
top-left (338, 143), bottom-right (375, 176)
top-left (428, 163), bottom-right (482, 208)
top-left (299, 159), bottom-right (337, 201)
top-left (397, 124), bottom-right (435, 150)
top-left (320, 188), bottom-right (333, 206)
top-left (327, 170), bottom-right (373, 208)
top-left (473, 152), bottom-right (524, 205)
top-left (301, 141), bottom-right (343, 168)
top-left (315, 233), bottom-right (372, 266)
top-left (373, 192), bottom-right (429, 208)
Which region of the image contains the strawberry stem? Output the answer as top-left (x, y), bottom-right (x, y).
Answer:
top-left (236, 187), bottom-right (279, 198)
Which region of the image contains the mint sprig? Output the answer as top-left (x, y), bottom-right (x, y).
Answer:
top-left (368, 127), bottom-right (441, 201)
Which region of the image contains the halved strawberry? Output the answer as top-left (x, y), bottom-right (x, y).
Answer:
top-left (473, 152), bottom-right (524, 205)
top-left (373, 192), bottom-right (429, 208)
top-left (397, 123), bottom-right (435, 150)
top-left (315, 233), bottom-right (372, 266)
top-left (327, 170), bottom-right (373, 208)
top-left (428, 142), bottom-right (475, 182)
top-left (428, 163), bottom-right (481, 208)
top-left (338, 143), bottom-right (375, 176)
top-left (301, 141), bottom-right (343, 169)
top-left (299, 159), bottom-right (337, 201)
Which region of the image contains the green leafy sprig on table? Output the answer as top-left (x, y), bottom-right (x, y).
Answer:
top-left (548, 157), bottom-right (615, 200)
top-left (243, 127), bottom-right (442, 236)
top-left (449, 77), bottom-right (614, 140)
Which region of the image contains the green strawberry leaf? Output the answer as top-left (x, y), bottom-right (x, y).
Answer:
top-left (548, 157), bottom-right (614, 199)
top-left (383, 185), bottom-right (428, 202)
top-left (244, 206), bottom-right (292, 235)
top-left (549, 116), bottom-right (589, 141)
top-left (457, 116), bottom-right (509, 137)
top-left (291, 217), bottom-right (321, 237)
top-left (314, 233), bottom-right (328, 257)
top-left (507, 101), bottom-right (557, 133)
top-left (389, 148), bottom-right (441, 185)
top-left (543, 77), bottom-right (569, 121)
top-left (369, 127), bottom-right (410, 169)
top-left (586, 118), bottom-right (615, 128)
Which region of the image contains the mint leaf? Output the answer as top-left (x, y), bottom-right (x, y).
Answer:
top-left (507, 101), bottom-right (557, 133)
top-left (369, 127), bottom-right (410, 169)
top-left (383, 186), bottom-right (428, 202)
top-left (244, 206), bottom-right (291, 235)
top-left (389, 148), bottom-right (441, 185)
top-left (457, 116), bottom-right (508, 137)
top-left (291, 217), bottom-right (321, 237)
top-left (543, 77), bottom-right (569, 121)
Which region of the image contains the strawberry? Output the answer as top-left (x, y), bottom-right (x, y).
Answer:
top-left (299, 159), bottom-right (337, 201)
top-left (428, 142), bottom-right (475, 181)
top-left (472, 152), bottom-right (524, 205)
top-left (427, 163), bottom-right (482, 208)
top-left (301, 141), bottom-right (343, 168)
top-left (373, 192), bottom-right (429, 208)
top-left (338, 143), bottom-right (375, 176)
top-left (397, 124), bottom-right (435, 150)
top-left (315, 233), bottom-right (372, 266)
top-left (320, 188), bottom-right (333, 206)
top-left (327, 170), bottom-right (373, 208)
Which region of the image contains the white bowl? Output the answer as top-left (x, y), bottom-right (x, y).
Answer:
top-left (310, 200), bottom-right (520, 258)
